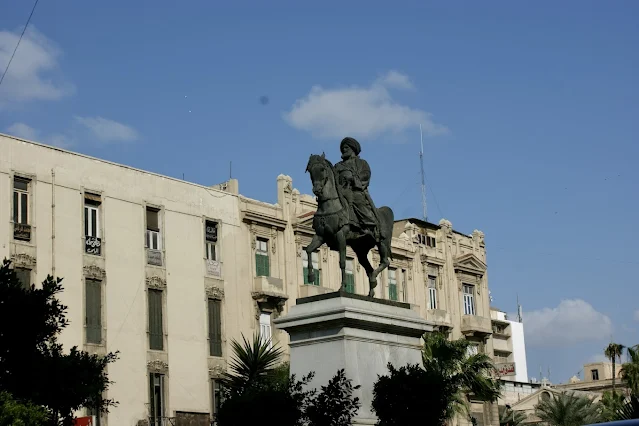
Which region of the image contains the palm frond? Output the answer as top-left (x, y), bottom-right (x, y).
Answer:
top-left (221, 333), bottom-right (283, 393)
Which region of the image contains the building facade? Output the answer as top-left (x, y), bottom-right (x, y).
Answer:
top-left (1, 133), bottom-right (502, 426)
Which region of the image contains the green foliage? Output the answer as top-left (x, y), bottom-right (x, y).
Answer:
top-left (372, 332), bottom-right (501, 426)
top-left (220, 333), bottom-right (284, 394)
top-left (600, 390), bottom-right (627, 421)
top-left (305, 369), bottom-right (360, 426)
top-left (614, 394), bottom-right (639, 420)
top-left (621, 345), bottom-right (639, 396)
top-left (217, 334), bottom-right (360, 426)
top-left (0, 392), bottom-right (50, 426)
top-left (498, 406), bottom-right (527, 426)
top-left (605, 343), bottom-right (625, 394)
top-left (534, 392), bottom-right (601, 426)
top-left (0, 259), bottom-right (118, 425)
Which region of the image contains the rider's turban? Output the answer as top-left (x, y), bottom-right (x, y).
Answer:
top-left (340, 137), bottom-right (361, 155)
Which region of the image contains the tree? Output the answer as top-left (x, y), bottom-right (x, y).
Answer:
top-left (498, 405), bottom-right (526, 426)
top-left (371, 332), bottom-right (501, 426)
top-left (600, 390), bottom-right (627, 422)
top-left (305, 369), bottom-right (360, 426)
top-left (615, 394), bottom-right (639, 420)
top-left (605, 343), bottom-right (625, 395)
top-left (534, 392), bottom-right (601, 426)
top-left (0, 259), bottom-right (118, 425)
top-left (0, 392), bottom-right (50, 426)
top-left (620, 345), bottom-right (639, 396)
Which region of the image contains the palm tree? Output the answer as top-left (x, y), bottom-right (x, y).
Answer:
top-left (499, 405), bottom-right (526, 426)
top-left (535, 391), bottom-right (601, 426)
top-left (620, 345), bottom-right (639, 396)
top-left (605, 343), bottom-right (625, 395)
top-left (600, 390), bottom-right (627, 421)
top-left (220, 333), bottom-right (283, 394)
top-left (421, 332), bottom-right (502, 420)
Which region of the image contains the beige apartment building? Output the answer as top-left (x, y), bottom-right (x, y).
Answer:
top-left (1, 133), bottom-right (503, 426)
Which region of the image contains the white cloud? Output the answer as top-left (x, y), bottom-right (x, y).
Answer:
top-left (75, 116), bottom-right (138, 143)
top-left (284, 70), bottom-right (448, 140)
top-left (524, 299), bottom-right (613, 348)
top-left (0, 27), bottom-right (74, 106)
top-left (6, 122), bottom-right (38, 140)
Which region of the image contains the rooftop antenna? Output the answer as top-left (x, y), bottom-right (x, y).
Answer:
top-left (419, 124), bottom-right (427, 221)
top-left (229, 161), bottom-right (232, 179)
top-left (517, 294), bottom-right (523, 323)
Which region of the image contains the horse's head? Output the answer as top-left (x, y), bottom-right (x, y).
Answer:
top-left (306, 153), bottom-right (336, 199)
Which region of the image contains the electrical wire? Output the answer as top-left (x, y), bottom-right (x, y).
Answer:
top-left (0, 0), bottom-right (40, 89)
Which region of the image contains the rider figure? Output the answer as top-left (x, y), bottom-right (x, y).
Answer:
top-left (334, 137), bottom-right (381, 240)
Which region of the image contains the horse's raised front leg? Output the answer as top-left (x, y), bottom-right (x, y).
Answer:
top-left (304, 235), bottom-right (324, 285)
top-left (336, 229), bottom-right (347, 291)
top-left (355, 247), bottom-right (376, 297)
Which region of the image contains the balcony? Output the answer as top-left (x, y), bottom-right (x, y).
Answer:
top-left (461, 315), bottom-right (492, 338)
top-left (299, 284), bottom-right (333, 298)
top-left (425, 309), bottom-right (453, 330)
top-left (493, 337), bottom-right (512, 353)
top-left (492, 324), bottom-right (510, 338)
top-left (13, 223), bottom-right (31, 241)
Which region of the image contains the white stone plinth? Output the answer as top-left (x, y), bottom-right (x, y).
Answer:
top-left (274, 292), bottom-right (435, 425)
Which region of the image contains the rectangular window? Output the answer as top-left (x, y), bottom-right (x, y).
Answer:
top-left (591, 369), bottom-right (599, 381)
top-left (255, 238), bottom-right (269, 277)
top-left (208, 299), bottom-right (222, 357)
top-left (401, 269), bottom-right (408, 302)
top-left (145, 207), bottom-right (161, 250)
top-left (463, 284), bottom-right (476, 316)
top-left (85, 279), bottom-right (102, 344)
top-left (259, 312), bottom-right (272, 347)
top-left (84, 194), bottom-right (102, 256)
top-left (211, 379), bottom-right (221, 421)
top-left (428, 275), bottom-right (438, 310)
top-left (149, 372), bottom-right (165, 424)
top-left (388, 268), bottom-right (397, 301)
top-left (13, 177), bottom-right (29, 224)
top-left (205, 220), bottom-right (218, 260)
top-left (302, 251), bottom-right (320, 286)
top-left (345, 258), bottom-right (355, 293)
top-left (14, 267), bottom-right (31, 290)
top-left (148, 289), bottom-right (164, 350)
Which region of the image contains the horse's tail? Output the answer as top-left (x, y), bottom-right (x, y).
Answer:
top-left (378, 206), bottom-right (395, 261)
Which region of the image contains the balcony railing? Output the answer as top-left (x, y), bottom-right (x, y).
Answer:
top-left (147, 249), bottom-right (163, 266)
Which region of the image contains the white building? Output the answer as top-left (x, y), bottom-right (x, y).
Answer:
top-left (1, 133), bottom-right (506, 426)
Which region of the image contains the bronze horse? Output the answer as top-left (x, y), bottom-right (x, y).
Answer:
top-left (304, 153), bottom-right (394, 297)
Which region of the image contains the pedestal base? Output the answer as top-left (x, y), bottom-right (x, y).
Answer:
top-left (274, 291), bottom-right (435, 425)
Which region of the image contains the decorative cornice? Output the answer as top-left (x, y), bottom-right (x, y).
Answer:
top-left (421, 254), bottom-right (445, 266)
top-left (206, 286), bottom-right (224, 300)
top-left (83, 265), bottom-right (106, 280)
top-left (10, 253), bottom-right (36, 267)
top-left (146, 276), bottom-right (167, 289)
top-left (453, 253), bottom-right (487, 277)
top-left (242, 210), bottom-right (287, 231)
top-left (147, 360), bottom-right (168, 372)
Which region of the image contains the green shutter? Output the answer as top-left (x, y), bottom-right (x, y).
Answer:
top-left (345, 274), bottom-right (355, 293)
top-left (208, 300), bottom-right (222, 357)
top-left (303, 267), bottom-right (310, 284)
top-left (148, 290), bottom-right (163, 350)
top-left (389, 284), bottom-right (398, 301)
top-left (256, 253), bottom-right (269, 277)
top-left (85, 280), bottom-right (102, 343)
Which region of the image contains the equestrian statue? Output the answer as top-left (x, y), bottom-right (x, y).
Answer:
top-left (304, 137), bottom-right (394, 297)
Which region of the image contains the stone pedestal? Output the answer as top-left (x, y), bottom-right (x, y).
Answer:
top-left (274, 291), bottom-right (435, 425)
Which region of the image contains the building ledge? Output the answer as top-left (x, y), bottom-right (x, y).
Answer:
top-left (461, 315), bottom-right (492, 337)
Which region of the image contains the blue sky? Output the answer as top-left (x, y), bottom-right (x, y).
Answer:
top-left (1, 1), bottom-right (637, 382)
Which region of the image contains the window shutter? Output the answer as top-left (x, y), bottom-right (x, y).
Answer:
top-left (86, 280), bottom-right (102, 343)
top-left (208, 300), bottom-right (222, 356)
top-left (148, 290), bottom-right (163, 350)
